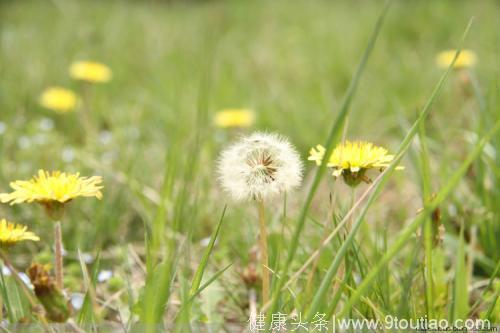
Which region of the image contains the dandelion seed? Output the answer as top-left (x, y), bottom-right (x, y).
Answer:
top-left (214, 108), bottom-right (255, 128)
top-left (69, 61), bottom-right (112, 83)
top-left (217, 132), bottom-right (303, 201)
top-left (39, 87), bottom-right (78, 113)
top-left (436, 49), bottom-right (477, 69)
top-left (0, 219), bottom-right (40, 246)
top-left (308, 140), bottom-right (403, 186)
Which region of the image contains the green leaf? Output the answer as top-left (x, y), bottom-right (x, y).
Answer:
top-left (189, 206), bottom-right (226, 296)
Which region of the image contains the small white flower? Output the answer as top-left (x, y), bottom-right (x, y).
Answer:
top-left (62, 147), bottom-right (75, 163)
top-left (97, 270), bottom-right (113, 282)
top-left (18, 136), bottom-right (32, 150)
top-left (217, 132), bottom-right (303, 201)
top-left (70, 293), bottom-right (85, 310)
top-left (39, 118), bottom-right (54, 131)
top-left (2, 266), bottom-right (11, 276)
top-left (99, 130), bottom-right (113, 145)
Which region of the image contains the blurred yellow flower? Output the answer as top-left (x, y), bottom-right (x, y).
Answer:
top-left (0, 219), bottom-right (39, 245)
top-left (436, 49), bottom-right (477, 69)
top-left (69, 61), bottom-right (112, 83)
top-left (308, 141), bottom-right (403, 186)
top-left (0, 170), bottom-right (103, 205)
top-left (39, 87), bottom-right (78, 113)
top-left (214, 109), bottom-right (255, 128)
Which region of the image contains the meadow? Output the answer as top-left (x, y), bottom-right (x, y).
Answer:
top-left (0, 0), bottom-right (499, 331)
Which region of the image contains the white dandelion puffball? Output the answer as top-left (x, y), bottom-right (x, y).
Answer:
top-left (217, 132), bottom-right (303, 201)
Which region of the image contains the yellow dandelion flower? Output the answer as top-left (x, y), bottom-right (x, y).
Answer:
top-left (39, 87), bottom-right (78, 113)
top-left (436, 49), bottom-right (477, 69)
top-left (214, 109), bottom-right (255, 128)
top-left (0, 219), bottom-right (39, 246)
top-left (308, 140), bottom-right (403, 186)
top-left (69, 61), bottom-right (112, 83)
top-left (0, 170), bottom-right (103, 205)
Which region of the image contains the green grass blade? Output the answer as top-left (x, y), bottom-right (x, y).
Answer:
top-left (269, 0), bottom-right (391, 315)
top-left (77, 250), bottom-right (101, 325)
top-left (419, 121), bottom-right (435, 318)
top-left (189, 205), bottom-right (226, 296)
top-left (340, 118), bottom-right (500, 317)
top-left (140, 250), bottom-right (179, 329)
top-left (187, 263), bottom-right (233, 304)
top-left (174, 206), bottom-right (227, 327)
top-left (451, 227), bottom-right (469, 321)
top-left (484, 292), bottom-right (498, 322)
top-left (0, 266), bottom-right (15, 322)
top-left (470, 262), bottom-right (499, 314)
top-left (174, 262), bottom-right (234, 321)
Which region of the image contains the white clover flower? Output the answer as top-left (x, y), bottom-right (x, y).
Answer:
top-left (217, 132), bottom-right (303, 201)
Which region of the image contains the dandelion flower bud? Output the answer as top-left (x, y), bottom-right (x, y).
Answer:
top-left (217, 132), bottom-right (303, 201)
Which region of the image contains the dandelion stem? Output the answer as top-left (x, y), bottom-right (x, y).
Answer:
top-left (54, 221), bottom-right (64, 290)
top-left (257, 199), bottom-right (269, 305)
top-left (249, 287), bottom-right (257, 322)
top-left (335, 188), bottom-right (356, 305)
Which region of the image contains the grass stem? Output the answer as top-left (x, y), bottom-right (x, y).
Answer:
top-left (258, 199), bottom-right (269, 305)
top-left (54, 221), bottom-right (64, 290)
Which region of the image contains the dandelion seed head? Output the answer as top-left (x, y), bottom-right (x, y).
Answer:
top-left (217, 132), bottom-right (302, 201)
